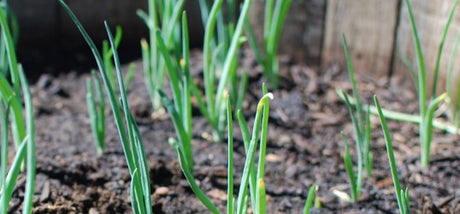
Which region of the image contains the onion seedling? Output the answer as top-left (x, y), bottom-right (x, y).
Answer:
top-left (386, 0), bottom-right (460, 135)
top-left (156, 12), bottom-right (194, 171)
top-left (340, 34), bottom-right (373, 202)
top-left (137, 0), bottom-right (185, 112)
top-left (87, 29), bottom-right (134, 155)
top-left (403, 0), bottom-right (455, 168)
top-left (229, 84), bottom-right (270, 211)
top-left (0, 66), bottom-right (36, 214)
top-left (0, 2), bottom-right (17, 94)
top-left (198, 0), bottom-right (237, 62)
top-left (165, 79), bottom-right (273, 213)
top-left (229, 86), bottom-right (273, 214)
top-left (59, 1), bottom-right (153, 213)
top-left (19, 65), bottom-right (36, 214)
top-left (0, 101), bottom-right (8, 206)
top-left (375, 96), bottom-right (411, 214)
top-left (87, 26), bottom-right (135, 155)
top-left (336, 90), bottom-right (459, 134)
top-left (102, 26), bottom-right (121, 91)
top-left (339, 0), bottom-right (458, 169)
top-left (246, 0), bottom-right (292, 89)
top-left (86, 70), bottom-right (105, 155)
top-left (0, 135), bottom-right (28, 214)
top-left (0, 74), bottom-right (24, 149)
top-left (159, 12), bottom-right (216, 206)
top-left (0, 6), bottom-right (35, 212)
top-left (192, 0), bottom-right (252, 142)
top-left (303, 184), bottom-right (316, 214)
top-left (0, 6), bottom-right (25, 150)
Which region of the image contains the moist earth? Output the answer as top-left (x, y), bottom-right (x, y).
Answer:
top-left (8, 49), bottom-right (460, 213)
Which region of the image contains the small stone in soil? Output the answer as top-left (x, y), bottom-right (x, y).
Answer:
top-left (40, 181), bottom-right (50, 202)
top-left (266, 153), bottom-right (282, 162)
top-left (207, 189), bottom-right (227, 201)
top-left (89, 208), bottom-right (99, 214)
top-left (154, 187), bottom-right (170, 196)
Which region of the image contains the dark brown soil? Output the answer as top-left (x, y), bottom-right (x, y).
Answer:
top-left (8, 49), bottom-right (460, 213)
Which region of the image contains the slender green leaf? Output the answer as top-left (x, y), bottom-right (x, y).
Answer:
top-left (181, 12), bottom-right (192, 140)
top-left (203, 0), bottom-right (224, 119)
top-left (0, 13), bottom-right (25, 149)
top-left (170, 139), bottom-right (219, 213)
top-left (159, 91), bottom-right (192, 170)
top-left (18, 65), bottom-right (35, 214)
top-left (375, 95), bottom-right (409, 214)
top-left (106, 21), bottom-right (153, 214)
top-left (0, 100), bottom-right (10, 209)
top-left (404, 0), bottom-right (427, 117)
top-left (432, 0), bottom-right (459, 96)
top-left (342, 134), bottom-right (357, 202)
top-left (155, 29), bottom-right (182, 111)
top-left (236, 92), bottom-right (272, 214)
top-left (226, 96), bottom-right (234, 214)
top-left (236, 109), bottom-right (257, 205)
top-left (303, 184), bottom-right (316, 214)
top-left (57, 3), bottom-right (130, 161)
top-left (342, 34), bottom-right (363, 129)
top-left (0, 136), bottom-right (27, 213)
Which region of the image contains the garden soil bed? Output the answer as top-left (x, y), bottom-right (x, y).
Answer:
top-left (9, 49), bottom-right (460, 213)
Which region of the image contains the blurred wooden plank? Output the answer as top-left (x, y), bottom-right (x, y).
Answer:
top-left (322, 0), bottom-right (399, 78)
top-left (393, 0), bottom-right (460, 96)
top-left (249, 0), bottom-right (326, 64)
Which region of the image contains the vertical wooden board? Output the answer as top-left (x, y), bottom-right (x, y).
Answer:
top-left (393, 0), bottom-right (460, 97)
top-left (249, 0), bottom-right (326, 64)
top-left (281, 0), bottom-right (326, 63)
top-left (322, 0), bottom-right (399, 78)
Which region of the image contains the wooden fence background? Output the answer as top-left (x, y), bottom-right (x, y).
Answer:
top-left (318, 0), bottom-right (460, 95)
top-left (11, 0), bottom-right (460, 93)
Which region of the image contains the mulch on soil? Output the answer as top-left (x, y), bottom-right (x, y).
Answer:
top-left (8, 49), bottom-right (460, 213)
